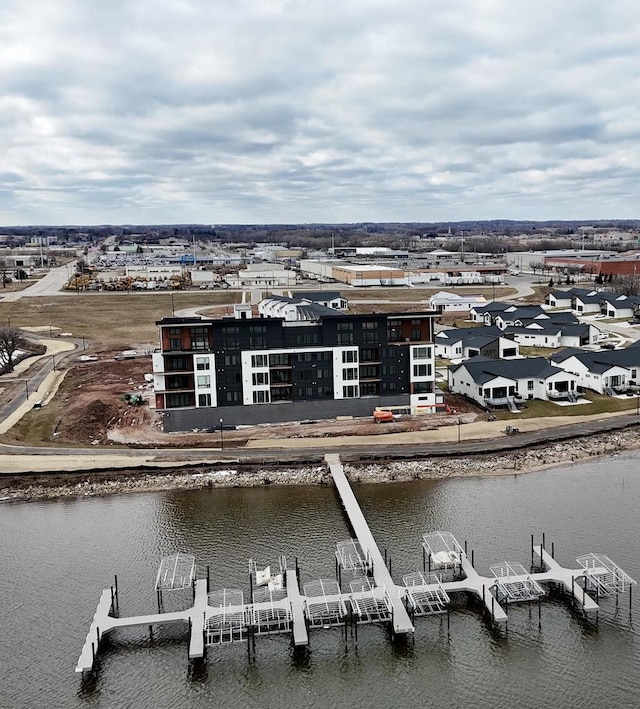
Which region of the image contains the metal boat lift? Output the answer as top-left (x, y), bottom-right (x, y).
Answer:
top-left (490, 562), bottom-right (545, 604)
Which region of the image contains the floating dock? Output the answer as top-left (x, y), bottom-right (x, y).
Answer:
top-left (76, 454), bottom-right (636, 674)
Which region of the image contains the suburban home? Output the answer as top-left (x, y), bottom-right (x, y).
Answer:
top-left (493, 306), bottom-right (550, 330)
top-left (428, 291), bottom-right (487, 314)
top-left (551, 347), bottom-right (640, 395)
top-left (469, 301), bottom-right (512, 323)
top-left (545, 287), bottom-right (598, 309)
top-left (572, 292), bottom-right (609, 315)
top-left (449, 356), bottom-right (580, 409)
top-left (434, 327), bottom-right (519, 360)
top-left (503, 321), bottom-right (599, 348)
top-left (598, 294), bottom-right (640, 319)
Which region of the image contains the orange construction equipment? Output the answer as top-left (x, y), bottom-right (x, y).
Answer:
top-left (373, 410), bottom-right (395, 423)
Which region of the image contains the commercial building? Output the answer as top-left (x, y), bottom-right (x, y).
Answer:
top-left (153, 308), bottom-right (440, 431)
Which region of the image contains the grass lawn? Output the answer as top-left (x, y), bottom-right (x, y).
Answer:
top-left (0, 292), bottom-right (241, 348)
top-left (519, 346), bottom-right (565, 358)
top-left (493, 391), bottom-right (640, 420)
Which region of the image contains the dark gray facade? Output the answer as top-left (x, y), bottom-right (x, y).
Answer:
top-left (162, 394), bottom-right (411, 431)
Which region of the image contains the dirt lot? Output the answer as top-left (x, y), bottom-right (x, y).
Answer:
top-left (4, 352), bottom-right (482, 449)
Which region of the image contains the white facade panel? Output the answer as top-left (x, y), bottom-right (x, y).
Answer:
top-left (333, 347), bottom-right (359, 400)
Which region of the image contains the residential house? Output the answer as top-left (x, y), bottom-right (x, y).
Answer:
top-left (449, 357), bottom-right (579, 408)
top-left (435, 327), bottom-right (519, 360)
top-left (551, 347), bottom-right (640, 395)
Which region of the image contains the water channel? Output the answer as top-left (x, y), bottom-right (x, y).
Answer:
top-left (2, 452), bottom-right (640, 708)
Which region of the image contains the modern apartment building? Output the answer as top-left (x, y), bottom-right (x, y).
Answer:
top-left (153, 308), bottom-right (439, 431)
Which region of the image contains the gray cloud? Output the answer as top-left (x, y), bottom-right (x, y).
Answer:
top-left (1, 0), bottom-right (639, 224)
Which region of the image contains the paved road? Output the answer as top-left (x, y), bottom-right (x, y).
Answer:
top-left (0, 263), bottom-right (76, 301)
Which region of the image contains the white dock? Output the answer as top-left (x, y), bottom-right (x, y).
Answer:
top-left (325, 453), bottom-right (414, 636)
top-left (285, 569), bottom-right (309, 646)
top-left (532, 546), bottom-right (600, 613)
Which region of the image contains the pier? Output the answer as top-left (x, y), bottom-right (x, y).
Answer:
top-left (77, 455), bottom-right (636, 675)
top-left (325, 453), bottom-right (414, 635)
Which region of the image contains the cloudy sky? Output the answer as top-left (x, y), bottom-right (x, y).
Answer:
top-left (1, 0), bottom-right (639, 225)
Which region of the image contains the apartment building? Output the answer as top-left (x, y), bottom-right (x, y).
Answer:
top-left (153, 309), bottom-right (439, 431)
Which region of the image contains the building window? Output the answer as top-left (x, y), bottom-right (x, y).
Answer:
top-left (166, 392), bottom-right (192, 407)
top-left (251, 354), bottom-right (268, 368)
top-left (360, 348), bottom-right (379, 362)
top-left (271, 369), bottom-right (292, 384)
top-left (343, 385), bottom-right (359, 398)
top-left (190, 326), bottom-right (208, 351)
top-left (253, 390), bottom-right (270, 404)
top-left (270, 353), bottom-right (290, 367)
top-left (224, 354), bottom-right (241, 366)
top-left (411, 328), bottom-right (421, 341)
top-left (317, 385), bottom-right (333, 397)
top-left (221, 326), bottom-right (240, 350)
top-left (225, 391), bottom-right (241, 403)
top-left (343, 368), bottom-right (358, 381)
top-left (413, 364), bottom-right (431, 378)
top-left (296, 386), bottom-right (314, 398)
top-left (196, 357), bottom-right (210, 370)
top-left (342, 350), bottom-right (358, 364)
top-left (168, 327), bottom-right (181, 336)
top-left (198, 393), bottom-right (212, 407)
top-left (295, 332), bottom-right (320, 346)
top-left (382, 381), bottom-right (398, 393)
top-left (527, 380), bottom-right (534, 390)
top-left (413, 347), bottom-right (431, 359)
top-left (249, 325), bottom-right (267, 349)
top-left (360, 382), bottom-right (379, 396)
top-left (382, 364), bottom-right (397, 376)
top-left (169, 337), bottom-right (182, 351)
top-left (413, 381), bottom-right (433, 394)
top-left (359, 365), bottom-right (379, 379)
top-left (165, 356), bottom-right (189, 371)
top-left (196, 375), bottom-right (211, 388)
top-left (362, 321), bottom-right (379, 344)
top-left (387, 320), bottom-right (403, 342)
top-left (252, 372), bottom-right (269, 386)
top-left (271, 388), bottom-right (291, 402)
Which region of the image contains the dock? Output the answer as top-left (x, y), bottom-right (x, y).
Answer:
top-left (325, 453), bottom-right (414, 635)
top-left (76, 455), bottom-right (636, 675)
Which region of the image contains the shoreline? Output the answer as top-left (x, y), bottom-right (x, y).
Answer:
top-left (2, 427), bottom-right (640, 501)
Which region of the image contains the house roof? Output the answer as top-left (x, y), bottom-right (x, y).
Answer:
top-left (552, 346), bottom-right (640, 372)
top-left (451, 356), bottom-right (565, 383)
top-left (496, 306), bottom-right (547, 321)
top-left (470, 301), bottom-right (512, 314)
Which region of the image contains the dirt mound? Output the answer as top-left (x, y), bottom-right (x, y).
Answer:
top-left (57, 398), bottom-right (120, 444)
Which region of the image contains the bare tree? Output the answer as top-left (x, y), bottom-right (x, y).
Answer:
top-left (0, 326), bottom-right (23, 373)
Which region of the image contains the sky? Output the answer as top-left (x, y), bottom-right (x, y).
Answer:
top-left (1, 0), bottom-right (639, 225)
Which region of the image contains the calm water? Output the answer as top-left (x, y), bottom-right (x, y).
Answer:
top-left (2, 453), bottom-right (640, 709)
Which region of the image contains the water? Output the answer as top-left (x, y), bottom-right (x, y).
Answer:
top-left (2, 453), bottom-right (640, 708)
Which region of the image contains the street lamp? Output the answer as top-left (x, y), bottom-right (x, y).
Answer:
top-left (457, 417), bottom-right (461, 443)
top-left (51, 355), bottom-right (56, 371)
top-left (219, 418), bottom-right (224, 450)
top-left (82, 333), bottom-right (86, 350)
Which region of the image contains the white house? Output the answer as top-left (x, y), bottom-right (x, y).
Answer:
top-left (435, 327), bottom-right (519, 360)
top-left (552, 347), bottom-right (640, 395)
top-left (428, 291), bottom-right (487, 313)
top-left (449, 357), bottom-right (579, 408)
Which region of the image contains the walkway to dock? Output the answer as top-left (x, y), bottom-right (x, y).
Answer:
top-left (325, 453), bottom-right (414, 636)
